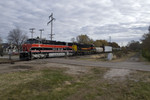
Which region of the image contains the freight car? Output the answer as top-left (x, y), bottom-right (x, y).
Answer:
top-left (20, 38), bottom-right (95, 60)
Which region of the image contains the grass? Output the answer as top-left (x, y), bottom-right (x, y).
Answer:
top-left (78, 54), bottom-right (108, 62)
top-left (83, 70), bottom-right (150, 100)
top-left (77, 52), bottom-right (137, 62)
top-left (112, 51), bottom-right (136, 62)
top-left (65, 68), bottom-right (150, 100)
top-left (139, 53), bottom-right (150, 65)
top-left (0, 68), bottom-right (85, 100)
top-left (0, 67), bottom-right (150, 100)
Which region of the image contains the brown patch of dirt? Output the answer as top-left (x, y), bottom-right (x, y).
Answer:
top-left (10, 65), bottom-right (33, 69)
top-left (104, 68), bottom-right (132, 81)
top-left (44, 63), bottom-right (90, 75)
top-left (90, 54), bottom-right (106, 59)
top-left (0, 59), bottom-right (91, 75)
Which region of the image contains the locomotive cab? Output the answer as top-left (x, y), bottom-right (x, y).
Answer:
top-left (20, 39), bottom-right (40, 60)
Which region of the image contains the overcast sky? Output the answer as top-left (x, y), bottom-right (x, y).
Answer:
top-left (0, 0), bottom-right (150, 46)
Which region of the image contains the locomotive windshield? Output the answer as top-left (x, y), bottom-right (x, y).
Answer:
top-left (25, 39), bottom-right (39, 44)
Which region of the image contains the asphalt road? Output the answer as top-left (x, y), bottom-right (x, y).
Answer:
top-left (0, 55), bottom-right (19, 60)
top-left (45, 58), bottom-right (150, 72)
top-left (0, 54), bottom-right (150, 72)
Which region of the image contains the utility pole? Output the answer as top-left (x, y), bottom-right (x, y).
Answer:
top-left (8, 43), bottom-right (12, 60)
top-left (148, 26), bottom-right (150, 33)
top-left (47, 13), bottom-right (55, 41)
top-left (29, 28), bottom-right (35, 38)
top-left (39, 29), bottom-right (44, 39)
top-left (109, 36), bottom-right (111, 43)
top-left (107, 36), bottom-right (112, 61)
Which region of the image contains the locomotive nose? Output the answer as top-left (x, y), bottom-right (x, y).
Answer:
top-left (22, 44), bottom-right (28, 51)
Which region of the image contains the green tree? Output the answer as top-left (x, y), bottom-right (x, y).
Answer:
top-left (94, 40), bottom-right (108, 47)
top-left (76, 34), bottom-right (93, 44)
top-left (141, 26), bottom-right (150, 61)
top-left (109, 42), bottom-right (120, 48)
top-left (127, 40), bottom-right (141, 51)
top-left (141, 33), bottom-right (150, 51)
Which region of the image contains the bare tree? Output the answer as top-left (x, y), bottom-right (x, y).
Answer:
top-left (71, 37), bottom-right (76, 43)
top-left (0, 36), bottom-right (3, 56)
top-left (0, 36), bottom-right (2, 44)
top-left (7, 28), bottom-right (28, 51)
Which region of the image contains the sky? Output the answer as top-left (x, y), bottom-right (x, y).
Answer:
top-left (0, 0), bottom-right (150, 46)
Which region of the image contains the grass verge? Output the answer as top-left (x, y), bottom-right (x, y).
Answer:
top-left (0, 67), bottom-right (150, 100)
top-left (0, 68), bottom-right (84, 100)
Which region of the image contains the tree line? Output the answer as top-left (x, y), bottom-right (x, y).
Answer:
top-left (141, 27), bottom-right (150, 61)
top-left (127, 26), bottom-right (150, 61)
top-left (71, 34), bottom-right (120, 48)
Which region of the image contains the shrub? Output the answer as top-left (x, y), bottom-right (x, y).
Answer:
top-left (142, 49), bottom-right (150, 61)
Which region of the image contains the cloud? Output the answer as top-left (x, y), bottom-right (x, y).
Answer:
top-left (0, 0), bottom-right (150, 46)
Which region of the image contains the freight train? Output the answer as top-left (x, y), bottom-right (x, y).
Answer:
top-left (20, 38), bottom-right (96, 60)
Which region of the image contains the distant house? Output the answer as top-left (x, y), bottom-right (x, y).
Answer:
top-left (2, 43), bottom-right (19, 55)
top-left (2, 43), bottom-right (8, 54)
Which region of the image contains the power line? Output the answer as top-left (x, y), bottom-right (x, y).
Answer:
top-left (47, 13), bottom-right (56, 41)
top-left (29, 28), bottom-right (35, 38)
